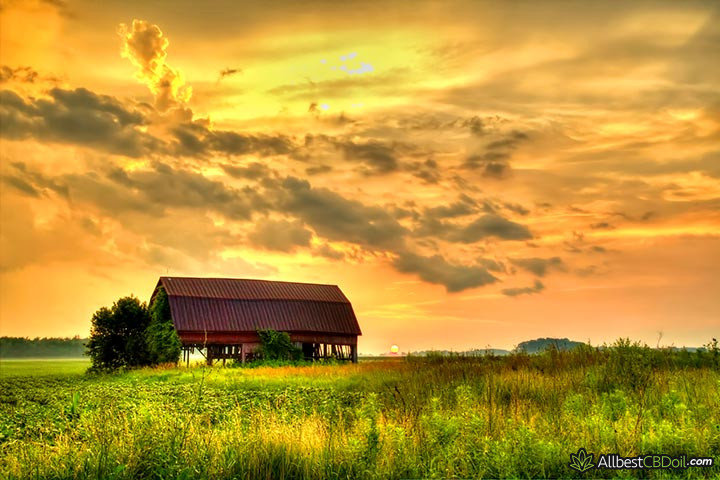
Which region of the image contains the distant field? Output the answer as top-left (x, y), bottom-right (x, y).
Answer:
top-left (1, 344), bottom-right (719, 479)
top-left (0, 358), bottom-right (90, 377)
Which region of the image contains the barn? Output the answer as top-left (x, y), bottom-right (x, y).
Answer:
top-left (150, 276), bottom-right (361, 365)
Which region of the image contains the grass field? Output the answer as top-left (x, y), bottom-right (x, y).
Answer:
top-left (1, 342), bottom-right (718, 479)
top-left (0, 358), bottom-right (90, 377)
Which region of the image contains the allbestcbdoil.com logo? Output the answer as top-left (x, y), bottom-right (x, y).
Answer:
top-left (569, 448), bottom-right (714, 473)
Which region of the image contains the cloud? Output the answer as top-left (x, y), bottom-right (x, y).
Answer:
top-left (171, 122), bottom-right (293, 157)
top-left (8, 160), bottom-right (265, 221)
top-left (248, 219), bottom-right (312, 252)
top-left (305, 164), bottom-right (332, 175)
top-left (463, 153), bottom-right (511, 178)
top-left (313, 243), bottom-right (345, 260)
top-left (509, 257), bottom-right (564, 277)
top-left (338, 139), bottom-right (399, 175)
top-left (462, 130), bottom-right (529, 178)
top-left (267, 68), bottom-right (408, 101)
top-left (2, 175), bottom-right (41, 197)
top-left (503, 202), bottom-right (529, 216)
top-left (222, 162), bottom-right (272, 180)
top-left (478, 258), bottom-right (506, 273)
top-left (118, 19), bottom-right (192, 111)
top-left (1, 86), bottom-right (295, 160)
top-left (404, 158), bottom-right (440, 184)
top-left (502, 280), bottom-right (545, 297)
top-left (393, 252), bottom-right (499, 293)
top-left (279, 177), bottom-right (408, 250)
top-left (0, 88), bottom-right (161, 157)
top-left (449, 214), bottom-right (533, 242)
top-left (590, 222), bottom-right (614, 229)
top-left (424, 195), bottom-right (476, 219)
top-left (0, 194), bottom-right (98, 273)
top-left (486, 130), bottom-right (528, 150)
top-left (415, 208), bottom-right (533, 243)
top-left (0, 66), bottom-right (39, 84)
top-left (218, 67), bottom-right (242, 82)
top-left (108, 162), bottom-right (266, 220)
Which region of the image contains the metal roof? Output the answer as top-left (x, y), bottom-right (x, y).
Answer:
top-left (155, 277), bottom-right (361, 336)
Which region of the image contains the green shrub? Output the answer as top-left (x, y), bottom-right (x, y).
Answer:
top-left (256, 329), bottom-right (302, 361)
top-left (146, 286), bottom-right (181, 364)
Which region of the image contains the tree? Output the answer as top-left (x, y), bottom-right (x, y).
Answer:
top-left (86, 296), bottom-right (152, 371)
top-left (146, 286), bottom-right (181, 364)
top-left (256, 329), bottom-right (302, 361)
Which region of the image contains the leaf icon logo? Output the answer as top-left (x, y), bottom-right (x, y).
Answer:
top-left (569, 448), bottom-right (594, 472)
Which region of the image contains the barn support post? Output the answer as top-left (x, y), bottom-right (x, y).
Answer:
top-left (207, 345), bottom-right (214, 366)
top-left (351, 344), bottom-right (358, 363)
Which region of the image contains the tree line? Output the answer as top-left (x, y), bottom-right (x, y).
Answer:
top-left (0, 336), bottom-right (87, 358)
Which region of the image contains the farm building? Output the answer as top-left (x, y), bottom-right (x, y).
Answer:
top-left (150, 276), bottom-right (361, 365)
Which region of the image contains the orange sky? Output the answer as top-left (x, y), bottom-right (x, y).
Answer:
top-left (1, 0), bottom-right (718, 353)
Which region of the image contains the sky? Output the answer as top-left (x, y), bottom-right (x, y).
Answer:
top-left (0, 0), bottom-right (718, 353)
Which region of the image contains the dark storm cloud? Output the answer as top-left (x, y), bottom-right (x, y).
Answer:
top-left (313, 243), bottom-right (345, 260)
top-left (279, 177), bottom-right (407, 250)
top-left (1, 87), bottom-right (299, 161)
top-left (478, 258), bottom-right (506, 273)
top-left (502, 280), bottom-right (545, 297)
top-left (171, 122), bottom-right (293, 158)
top-left (394, 114), bottom-right (490, 135)
top-left (486, 130), bottom-right (528, 150)
top-left (8, 160), bottom-right (264, 220)
top-left (0, 88), bottom-right (160, 157)
top-left (503, 202), bottom-right (530, 216)
top-left (404, 158), bottom-right (440, 184)
top-left (305, 164), bottom-right (333, 175)
top-left (393, 252), bottom-right (499, 293)
top-left (337, 139), bottom-right (399, 174)
top-left (464, 115), bottom-right (485, 136)
top-left (424, 194), bottom-right (476, 219)
top-left (6, 161), bottom-right (69, 199)
top-left (0, 66), bottom-right (39, 84)
top-left (415, 207), bottom-right (532, 242)
top-left (1, 175), bottom-right (41, 197)
top-left (509, 257), bottom-right (564, 277)
top-left (463, 152), bottom-right (511, 179)
top-left (462, 130), bottom-right (529, 178)
top-left (449, 214), bottom-right (533, 242)
top-left (248, 219), bottom-right (312, 252)
top-left (222, 162), bottom-right (272, 180)
top-left (112, 162), bottom-right (267, 220)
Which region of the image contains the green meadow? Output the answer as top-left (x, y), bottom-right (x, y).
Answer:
top-left (1, 341), bottom-right (719, 479)
top-left (0, 358), bottom-right (90, 378)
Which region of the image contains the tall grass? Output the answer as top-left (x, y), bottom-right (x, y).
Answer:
top-left (1, 339), bottom-right (718, 479)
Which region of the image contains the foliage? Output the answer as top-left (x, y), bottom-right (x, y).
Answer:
top-left (85, 296), bottom-right (152, 372)
top-left (2, 339), bottom-right (719, 479)
top-left (256, 329), bottom-right (302, 361)
top-left (0, 337), bottom-right (87, 358)
top-left (515, 337), bottom-right (585, 354)
top-left (146, 287), bottom-right (181, 364)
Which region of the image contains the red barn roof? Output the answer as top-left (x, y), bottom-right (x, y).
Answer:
top-left (153, 277), bottom-right (361, 336)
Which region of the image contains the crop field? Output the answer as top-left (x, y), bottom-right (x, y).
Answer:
top-left (0, 359), bottom-right (90, 378)
top-left (1, 343), bottom-right (719, 479)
